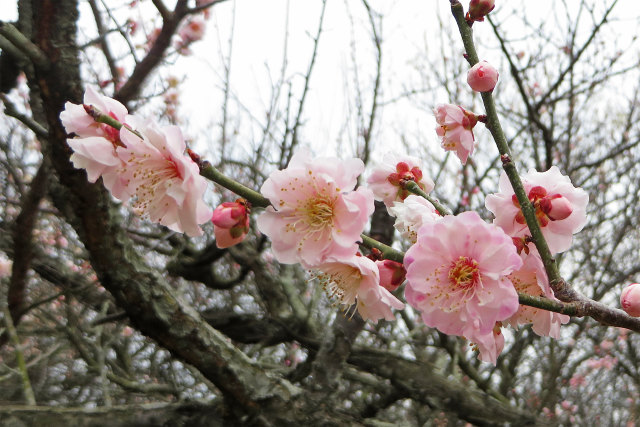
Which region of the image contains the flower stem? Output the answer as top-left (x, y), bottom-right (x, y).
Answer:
top-left (199, 162), bottom-right (271, 208)
top-left (449, 1), bottom-right (566, 298)
top-left (404, 181), bottom-right (452, 216)
top-left (360, 234), bottom-right (404, 263)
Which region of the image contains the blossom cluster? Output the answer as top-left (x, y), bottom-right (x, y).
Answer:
top-left (61, 0), bottom-right (614, 364)
top-left (60, 87), bottom-right (212, 237)
top-left (256, 150), bottom-right (405, 322)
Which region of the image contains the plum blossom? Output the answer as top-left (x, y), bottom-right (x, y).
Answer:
top-left (506, 249), bottom-right (569, 338)
top-left (61, 88), bottom-right (131, 198)
top-left (375, 259), bottom-right (406, 292)
top-left (60, 86), bottom-right (127, 141)
top-left (211, 199), bottom-right (250, 248)
top-left (179, 17), bottom-right (206, 43)
top-left (467, 60), bottom-right (499, 92)
top-left (434, 104), bottom-right (479, 164)
top-left (176, 17), bottom-right (206, 53)
top-left (485, 167), bottom-right (588, 254)
top-left (389, 195), bottom-right (441, 243)
top-left (118, 119), bottom-right (212, 237)
top-left (315, 255), bottom-right (404, 323)
top-left (366, 154), bottom-right (434, 208)
top-left (620, 283), bottom-right (640, 317)
top-left (466, 0), bottom-right (496, 23)
top-left (404, 211), bottom-right (522, 347)
top-left (256, 150), bottom-right (374, 268)
top-left (472, 323), bottom-right (505, 364)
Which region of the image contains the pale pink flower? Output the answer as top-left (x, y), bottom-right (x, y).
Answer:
top-left (404, 211), bottom-right (522, 341)
top-left (389, 195), bottom-right (441, 243)
top-left (434, 104), bottom-right (478, 164)
top-left (620, 283), bottom-right (640, 317)
top-left (375, 259), bottom-right (406, 292)
top-left (466, 0), bottom-right (496, 23)
top-left (467, 60), bottom-right (499, 92)
top-left (61, 89), bottom-right (133, 200)
top-left (485, 167), bottom-right (588, 254)
top-left (179, 17), bottom-right (206, 43)
top-left (315, 255), bottom-right (404, 323)
top-left (471, 323), bottom-right (505, 365)
top-left (366, 154), bottom-right (434, 208)
top-left (211, 200), bottom-right (250, 248)
top-left (506, 249), bottom-right (569, 338)
top-left (66, 136), bottom-right (131, 199)
top-left (118, 119), bottom-right (212, 237)
top-left (60, 86), bottom-right (127, 141)
top-left (256, 150), bottom-right (374, 268)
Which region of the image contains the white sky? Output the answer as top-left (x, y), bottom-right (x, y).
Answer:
top-left (3, 0), bottom-right (640, 164)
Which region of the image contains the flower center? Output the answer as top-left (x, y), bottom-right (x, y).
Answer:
top-left (298, 193), bottom-right (335, 232)
top-left (511, 186), bottom-right (569, 227)
top-left (448, 256), bottom-right (479, 289)
top-left (318, 266), bottom-right (361, 306)
top-left (125, 153), bottom-right (181, 215)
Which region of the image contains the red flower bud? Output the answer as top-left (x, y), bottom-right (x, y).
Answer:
top-left (376, 259), bottom-right (406, 292)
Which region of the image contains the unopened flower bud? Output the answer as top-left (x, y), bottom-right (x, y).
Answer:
top-left (621, 283), bottom-right (640, 317)
top-left (466, 0), bottom-right (496, 23)
top-left (467, 61), bottom-right (499, 92)
top-left (539, 194), bottom-right (573, 221)
top-left (376, 259), bottom-right (406, 292)
top-left (212, 199), bottom-right (250, 248)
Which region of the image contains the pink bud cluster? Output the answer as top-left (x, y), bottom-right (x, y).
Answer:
top-left (211, 199), bottom-right (251, 248)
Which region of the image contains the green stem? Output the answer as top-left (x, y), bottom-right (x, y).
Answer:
top-left (2, 305), bottom-right (36, 405)
top-left (199, 163), bottom-right (270, 208)
top-left (82, 106), bottom-right (272, 208)
top-left (449, 1), bottom-right (566, 298)
top-left (360, 235), bottom-right (404, 263)
top-left (404, 181), bottom-right (452, 216)
top-left (518, 293), bottom-right (577, 316)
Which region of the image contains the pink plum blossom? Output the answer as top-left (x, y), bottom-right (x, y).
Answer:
top-left (256, 150), bottom-right (374, 268)
top-left (66, 136), bottom-right (131, 200)
top-left (472, 323), bottom-right (505, 365)
top-left (118, 119), bottom-right (212, 237)
top-left (389, 195), bottom-right (441, 243)
top-left (60, 86), bottom-right (127, 141)
top-left (176, 17), bottom-right (206, 53)
top-left (179, 17), bottom-right (206, 43)
top-left (620, 283), bottom-right (640, 317)
top-left (467, 60), bottom-right (499, 92)
top-left (404, 211), bottom-right (522, 344)
top-left (61, 88), bottom-right (131, 198)
top-left (315, 255), bottom-right (404, 323)
top-left (506, 249), bottom-right (569, 338)
top-left (434, 104), bottom-right (479, 164)
top-left (366, 154), bottom-right (434, 208)
top-left (466, 0), bottom-right (496, 23)
top-left (485, 167), bottom-right (588, 254)
top-left (375, 259), bottom-right (406, 292)
top-left (211, 199), bottom-right (250, 248)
